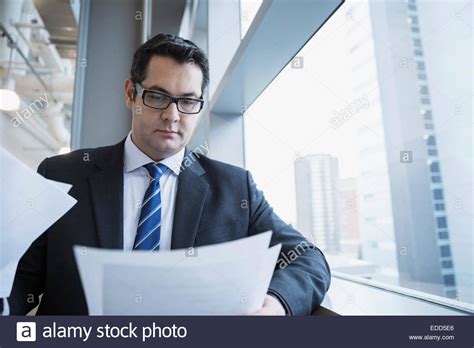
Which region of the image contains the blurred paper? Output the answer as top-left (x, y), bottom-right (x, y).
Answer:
top-left (0, 147), bottom-right (77, 297)
top-left (0, 261), bottom-right (18, 297)
top-left (74, 231), bottom-right (281, 315)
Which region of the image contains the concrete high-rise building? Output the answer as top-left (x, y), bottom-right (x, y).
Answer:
top-left (294, 154), bottom-right (341, 253)
top-left (344, 1), bottom-right (399, 275)
top-left (344, 0), bottom-right (471, 300)
top-left (369, 0), bottom-right (460, 299)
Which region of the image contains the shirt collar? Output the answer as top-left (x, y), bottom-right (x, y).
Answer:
top-left (123, 132), bottom-right (185, 176)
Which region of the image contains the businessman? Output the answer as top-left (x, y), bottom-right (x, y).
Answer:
top-left (8, 33), bottom-right (331, 315)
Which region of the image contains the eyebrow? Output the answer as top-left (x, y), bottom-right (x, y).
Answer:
top-left (146, 84), bottom-right (200, 98)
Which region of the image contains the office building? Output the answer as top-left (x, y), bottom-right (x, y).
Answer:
top-left (295, 154), bottom-right (341, 253)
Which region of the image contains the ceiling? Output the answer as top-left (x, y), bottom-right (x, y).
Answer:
top-left (33, 0), bottom-right (78, 59)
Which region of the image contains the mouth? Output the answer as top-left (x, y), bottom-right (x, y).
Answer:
top-left (156, 129), bottom-right (179, 137)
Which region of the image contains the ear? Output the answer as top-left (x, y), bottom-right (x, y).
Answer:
top-left (124, 79), bottom-right (135, 110)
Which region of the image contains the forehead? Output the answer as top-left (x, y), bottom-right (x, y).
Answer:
top-left (143, 55), bottom-right (203, 96)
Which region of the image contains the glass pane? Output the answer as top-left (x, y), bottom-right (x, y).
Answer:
top-left (240, 0), bottom-right (263, 39)
top-left (0, 0), bottom-right (80, 168)
top-left (244, 0), bottom-right (473, 304)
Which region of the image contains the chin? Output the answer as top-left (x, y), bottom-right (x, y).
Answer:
top-left (151, 139), bottom-right (181, 155)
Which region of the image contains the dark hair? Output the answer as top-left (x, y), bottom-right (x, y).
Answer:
top-left (130, 33), bottom-right (209, 97)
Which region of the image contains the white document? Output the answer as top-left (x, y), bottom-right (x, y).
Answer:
top-left (74, 231), bottom-right (281, 315)
top-left (47, 178), bottom-right (73, 193)
top-left (0, 147), bottom-right (77, 297)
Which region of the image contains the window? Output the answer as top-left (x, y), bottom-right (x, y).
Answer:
top-left (433, 189), bottom-right (444, 200)
top-left (431, 176), bottom-right (442, 183)
top-left (439, 231), bottom-right (449, 240)
top-left (437, 217), bottom-right (448, 229)
top-left (440, 245), bottom-right (451, 258)
top-left (409, 16), bottom-right (419, 25)
top-left (0, 1), bottom-right (79, 168)
top-left (443, 274), bottom-right (456, 286)
top-left (414, 49), bottom-right (423, 56)
top-left (240, 0), bottom-right (263, 38)
top-left (244, 0), bottom-right (472, 305)
top-left (416, 62), bottom-right (425, 70)
top-left (417, 73), bottom-right (427, 80)
top-left (422, 110), bottom-right (432, 120)
top-left (426, 135), bottom-right (436, 146)
top-left (442, 260), bottom-right (453, 268)
top-left (430, 162), bottom-right (440, 173)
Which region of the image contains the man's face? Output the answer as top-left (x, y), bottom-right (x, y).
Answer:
top-left (125, 55), bottom-right (203, 161)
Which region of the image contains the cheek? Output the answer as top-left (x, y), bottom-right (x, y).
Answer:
top-left (182, 117), bottom-right (198, 132)
top-left (134, 109), bottom-right (156, 128)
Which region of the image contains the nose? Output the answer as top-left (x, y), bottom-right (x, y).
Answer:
top-left (161, 102), bottom-right (180, 123)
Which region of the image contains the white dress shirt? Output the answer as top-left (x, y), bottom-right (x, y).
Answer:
top-left (123, 133), bottom-right (185, 251)
top-left (1, 298), bottom-right (9, 315)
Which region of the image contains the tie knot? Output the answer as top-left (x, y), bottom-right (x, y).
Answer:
top-left (144, 163), bottom-right (168, 180)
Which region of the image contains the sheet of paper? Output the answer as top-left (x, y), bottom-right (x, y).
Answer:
top-left (0, 147), bottom-right (77, 297)
top-left (74, 231), bottom-right (281, 315)
top-left (47, 179), bottom-right (73, 193)
top-left (0, 261), bottom-right (19, 297)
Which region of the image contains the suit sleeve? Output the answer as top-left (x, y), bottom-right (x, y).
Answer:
top-left (8, 159), bottom-right (49, 315)
top-left (246, 171), bottom-right (331, 315)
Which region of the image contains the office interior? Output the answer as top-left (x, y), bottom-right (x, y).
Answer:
top-left (0, 0), bottom-right (472, 316)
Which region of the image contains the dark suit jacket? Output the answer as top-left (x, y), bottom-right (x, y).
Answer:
top-left (9, 139), bottom-right (331, 315)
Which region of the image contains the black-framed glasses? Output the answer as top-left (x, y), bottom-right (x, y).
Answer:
top-left (135, 83), bottom-right (204, 114)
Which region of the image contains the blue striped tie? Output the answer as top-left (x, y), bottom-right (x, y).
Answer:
top-left (133, 163), bottom-right (168, 251)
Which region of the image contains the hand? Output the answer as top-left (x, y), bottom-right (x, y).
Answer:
top-left (251, 294), bottom-right (286, 316)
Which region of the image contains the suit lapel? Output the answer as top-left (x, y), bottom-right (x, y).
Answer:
top-left (88, 140), bottom-right (125, 249)
top-left (87, 142), bottom-right (208, 250)
top-left (171, 147), bottom-right (209, 249)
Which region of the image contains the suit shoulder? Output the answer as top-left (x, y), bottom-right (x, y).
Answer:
top-left (39, 141), bottom-right (122, 178)
top-left (41, 147), bottom-right (96, 170)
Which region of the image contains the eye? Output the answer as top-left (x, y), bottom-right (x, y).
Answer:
top-left (149, 93), bottom-right (166, 101)
top-left (181, 99), bottom-right (196, 106)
